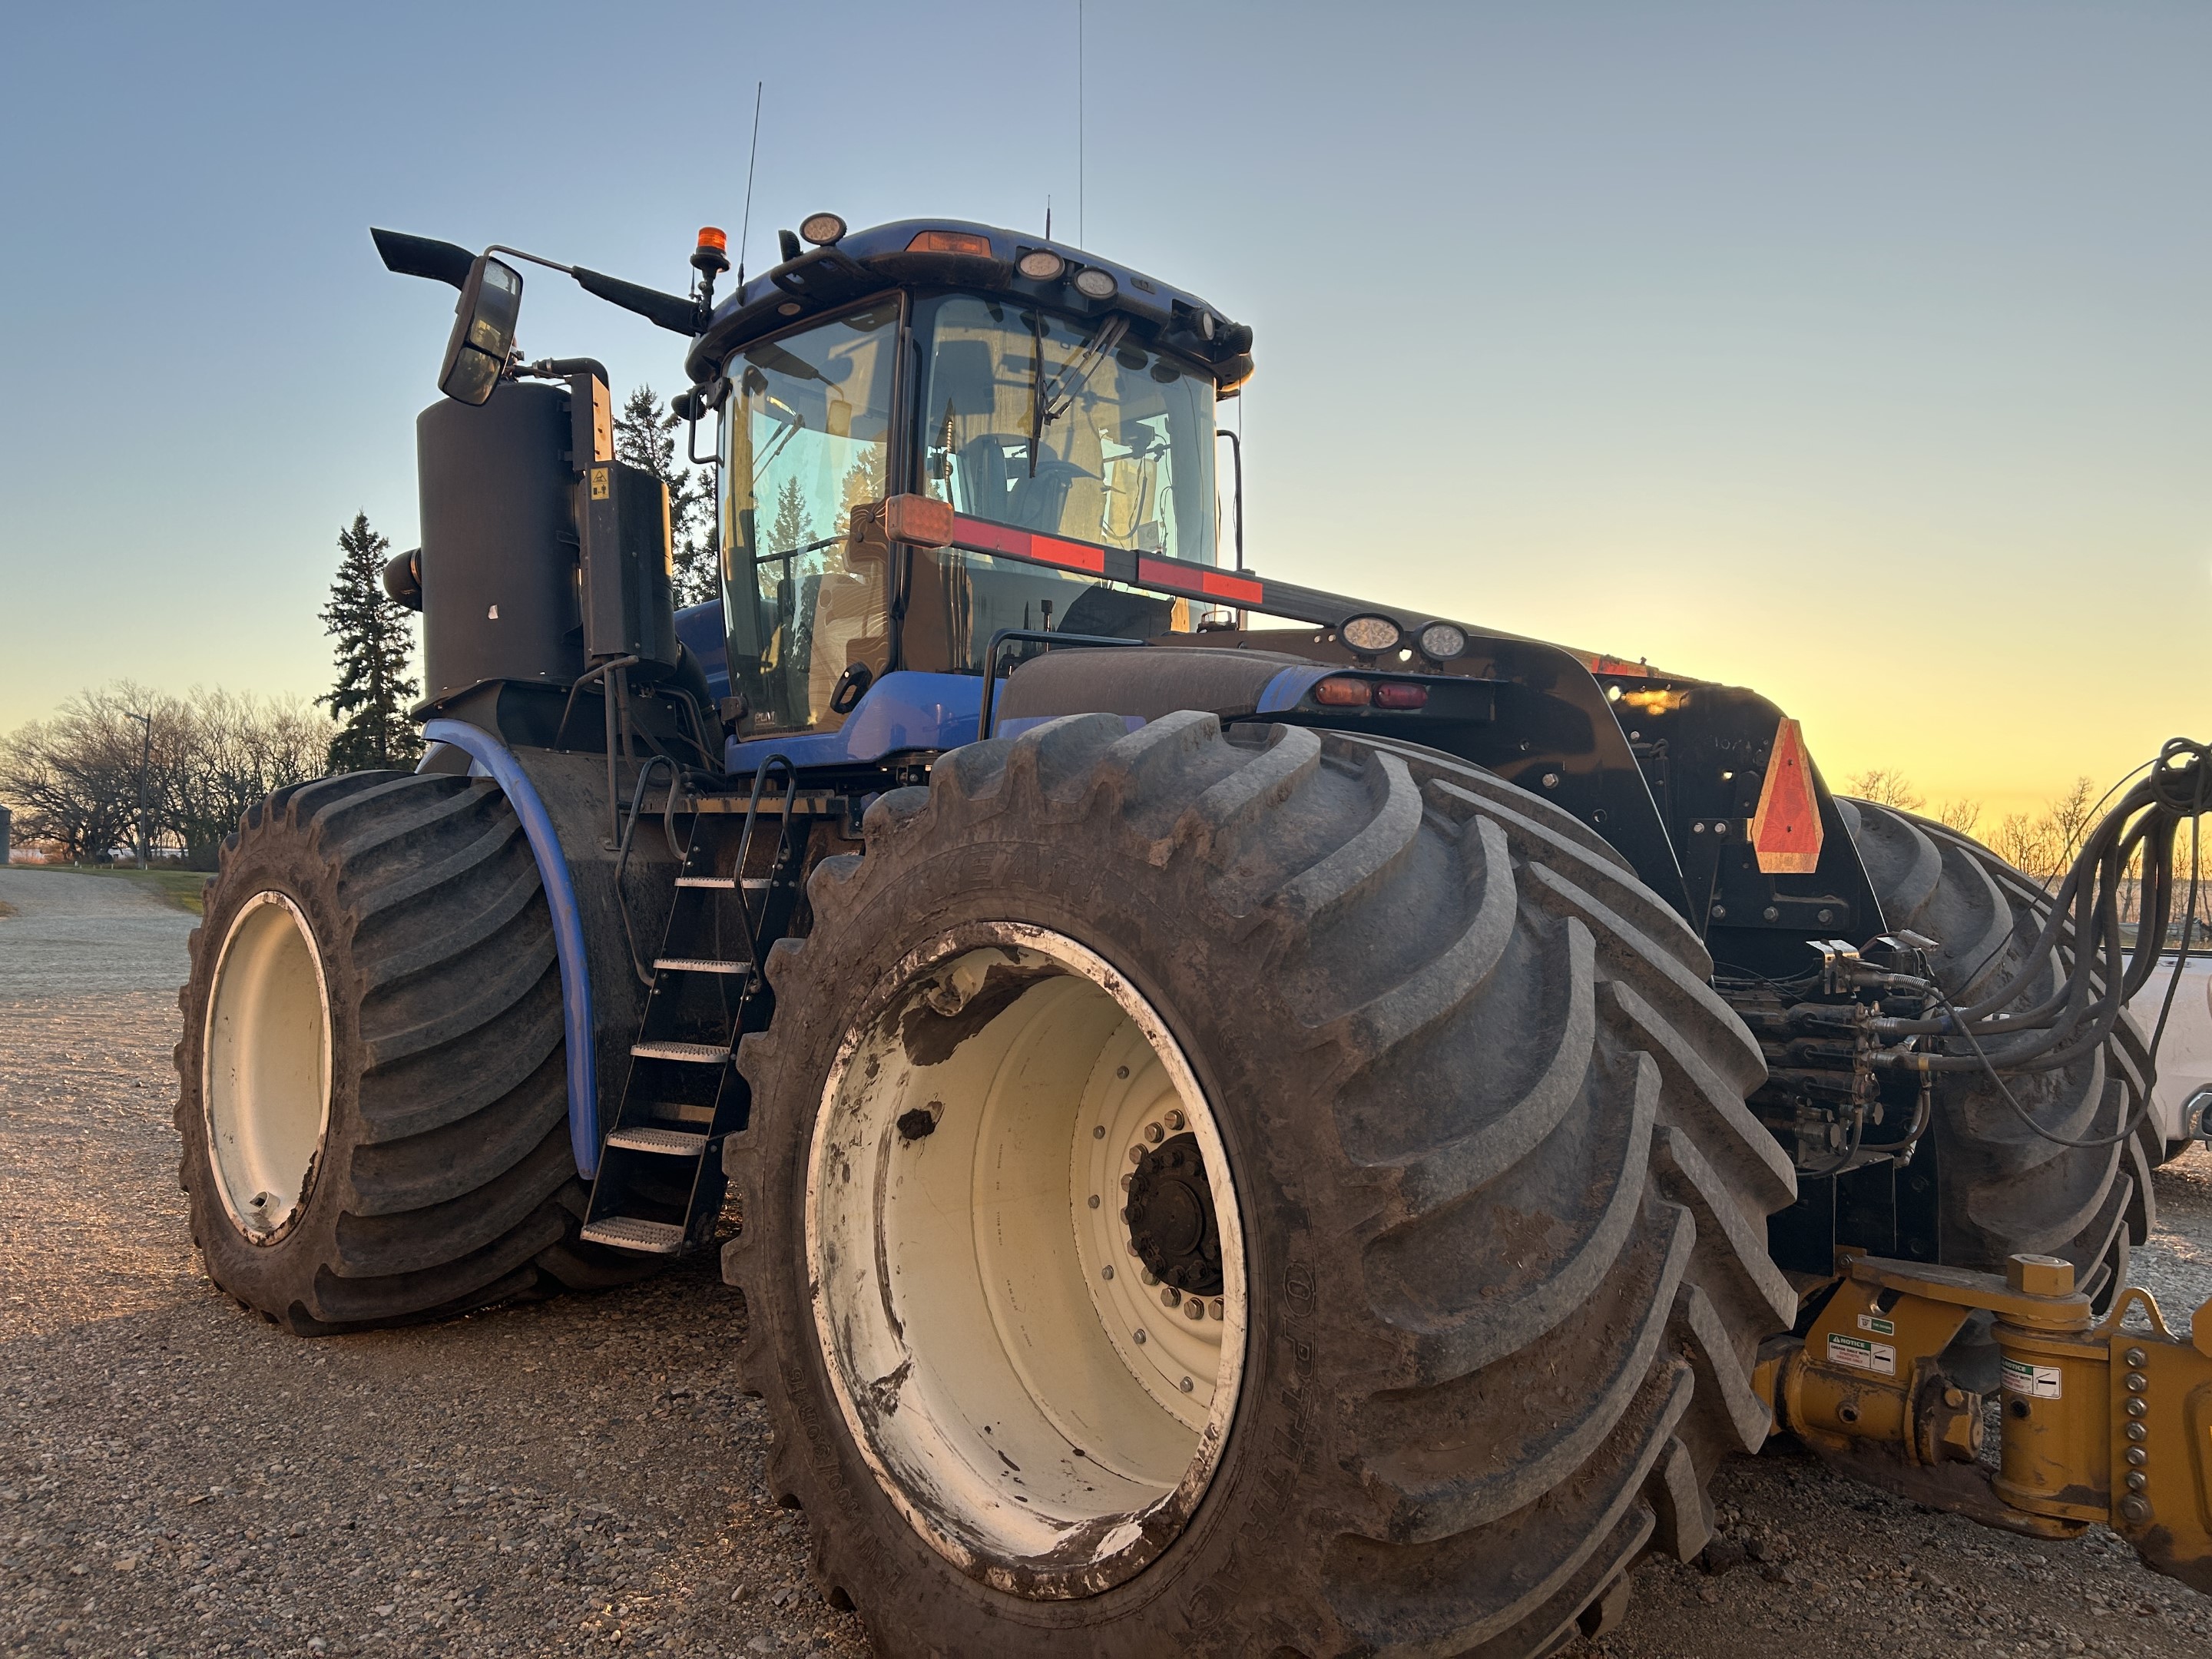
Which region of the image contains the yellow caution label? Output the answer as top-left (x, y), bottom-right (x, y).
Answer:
top-left (590, 467), bottom-right (610, 501)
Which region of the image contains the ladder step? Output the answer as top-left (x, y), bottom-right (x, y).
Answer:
top-left (654, 957), bottom-right (753, 976)
top-left (631, 1041), bottom-right (730, 1065)
top-left (604, 1126), bottom-right (710, 1156)
top-left (673, 876), bottom-right (773, 890)
top-left (578, 1216), bottom-right (688, 1254)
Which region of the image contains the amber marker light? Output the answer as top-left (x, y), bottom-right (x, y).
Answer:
top-left (907, 230), bottom-right (993, 256)
top-left (1312, 677), bottom-right (1373, 708)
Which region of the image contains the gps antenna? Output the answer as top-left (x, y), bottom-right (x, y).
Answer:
top-left (735, 82), bottom-right (764, 292)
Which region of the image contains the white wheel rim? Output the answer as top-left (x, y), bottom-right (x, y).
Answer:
top-left (202, 890), bottom-right (333, 1245)
top-left (806, 922), bottom-right (1247, 1598)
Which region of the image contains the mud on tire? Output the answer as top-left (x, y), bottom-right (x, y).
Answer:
top-left (1837, 798), bottom-right (2154, 1310)
top-left (176, 771), bottom-right (651, 1333)
top-left (724, 714), bottom-right (1798, 1656)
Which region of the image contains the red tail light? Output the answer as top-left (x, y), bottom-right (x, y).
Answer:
top-left (1373, 683), bottom-right (1429, 710)
top-left (1313, 676), bottom-right (1371, 707)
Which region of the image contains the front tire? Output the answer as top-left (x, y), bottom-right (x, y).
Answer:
top-left (176, 771), bottom-right (647, 1333)
top-left (726, 714), bottom-right (1796, 1655)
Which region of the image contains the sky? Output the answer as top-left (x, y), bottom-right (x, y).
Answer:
top-left (0, 2), bottom-right (2204, 822)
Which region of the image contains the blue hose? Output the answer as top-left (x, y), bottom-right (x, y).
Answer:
top-left (422, 719), bottom-right (601, 1177)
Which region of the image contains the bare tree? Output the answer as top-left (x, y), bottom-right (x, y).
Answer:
top-left (0, 684), bottom-right (334, 868)
top-left (162, 690), bottom-right (336, 866)
top-left (0, 684), bottom-right (169, 863)
top-left (1846, 768), bottom-right (1926, 811)
top-left (1936, 798), bottom-right (1982, 836)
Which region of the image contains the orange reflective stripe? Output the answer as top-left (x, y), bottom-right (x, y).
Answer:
top-left (1031, 534), bottom-right (1106, 575)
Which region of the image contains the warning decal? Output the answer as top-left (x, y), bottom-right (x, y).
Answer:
top-left (1857, 1313), bottom-right (1896, 1338)
top-left (1826, 1333), bottom-right (1897, 1376)
top-left (2001, 1358), bottom-right (2063, 1399)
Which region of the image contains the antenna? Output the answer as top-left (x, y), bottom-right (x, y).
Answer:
top-left (1045, 196), bottom-right (1052, 241)
top-left (735, 81), bottom-right (764, 288)
top-left (1077, 0), bottom-right (1085, 244)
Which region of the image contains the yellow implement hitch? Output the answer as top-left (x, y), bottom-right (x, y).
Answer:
top-left (1758, 1250), bottom-right (2212, 1593)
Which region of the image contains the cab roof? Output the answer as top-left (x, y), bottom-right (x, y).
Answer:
top-left (684, 217), bottom-right (1254, 392)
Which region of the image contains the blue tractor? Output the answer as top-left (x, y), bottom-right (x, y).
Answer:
top-left (175, 214), bottom-right (2207, 1649)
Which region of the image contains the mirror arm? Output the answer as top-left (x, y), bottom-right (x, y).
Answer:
top-left (570, 267), bottom-right (703, 336)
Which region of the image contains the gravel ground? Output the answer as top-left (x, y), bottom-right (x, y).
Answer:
top-left (1, 866), bottom-right (2207, 1658)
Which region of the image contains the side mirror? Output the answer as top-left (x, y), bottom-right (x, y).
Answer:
top-left (438, 255), bottom-right (523, 406)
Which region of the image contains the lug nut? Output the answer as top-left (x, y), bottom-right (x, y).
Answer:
top-left (1183, 1298), bottom-right (1205, 1321)
top-left (1161, 1286), bottom-right (1181, 1307)
top-left (1141, 1268), bottom-right (1159, 1286)
top-left (1121, 1174), bottom-right (1133, 1191)
top-left (1144, 1122), bottom-right (1165, 1144)
top-left (1164, 1108), bottom-right (1185, 1131)
top-left (1208, 1297), bottom-right (1225, 1321)
top-left (1129, 1146), bottom-right (1144, 1164)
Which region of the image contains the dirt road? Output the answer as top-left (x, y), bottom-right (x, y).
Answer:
top-left (1, 866), bottom-right (2207, 1658)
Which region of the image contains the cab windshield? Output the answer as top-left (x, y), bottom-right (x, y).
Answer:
top-left (912, 292), bottom-right (1219, 671)
top-left (918, 293), bottom-right (1216, 564)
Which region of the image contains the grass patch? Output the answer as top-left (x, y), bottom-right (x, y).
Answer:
top-left (8, 863), bottom-right (207, 915)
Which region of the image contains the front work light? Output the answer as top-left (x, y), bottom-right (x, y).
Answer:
top-left (1017, 249), bottom-right (1066, 280)
top-left (1072, 267), bottom-right (1117, 299)
top-left (799, 213), bottom-right (847, 246)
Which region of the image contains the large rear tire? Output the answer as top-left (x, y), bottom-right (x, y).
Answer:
top-left (1836, 798), bottom-right (2154, 1308)
top-left (175, 771), bottom-right (649, 1333)
top-left (725, 714), bottom-right (1796, 1655)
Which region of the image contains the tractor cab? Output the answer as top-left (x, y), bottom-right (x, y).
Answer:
top-left (668, 220), bottom-right (1258, 749)
top-left (706, 274), bottom-right (1231, 735)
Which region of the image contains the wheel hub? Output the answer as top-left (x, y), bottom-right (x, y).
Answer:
top-left (1126, 1133), bottom-right (1222, 1295)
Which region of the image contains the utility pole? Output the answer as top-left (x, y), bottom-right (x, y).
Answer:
top-left (126, 710), bottom-right (152, 870)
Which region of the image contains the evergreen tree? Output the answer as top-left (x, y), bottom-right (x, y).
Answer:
top-left (320, 512), bottom-right (421, 773)
top-left (769, 475), bottom-right (813, 555)
top-left (616, 386), bottom-right (718, 608)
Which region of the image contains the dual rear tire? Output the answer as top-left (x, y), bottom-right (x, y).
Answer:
top-left (176, 770), bottom-right (645, 1333)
